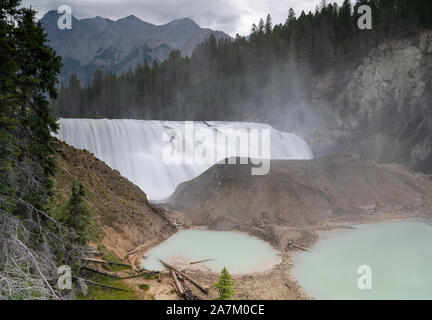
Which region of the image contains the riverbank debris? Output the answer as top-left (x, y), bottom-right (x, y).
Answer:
top-left (286, 240), bottom-right (308, 251)
top-left (159, 259), bottom-right (207, 299)
top-left (190, 258), bottom-right (214, 265)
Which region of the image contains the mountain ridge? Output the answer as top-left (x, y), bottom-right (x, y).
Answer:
top-left (41, 10), bottom-right (231, 83)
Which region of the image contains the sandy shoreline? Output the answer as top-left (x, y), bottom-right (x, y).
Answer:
top-left (126, 210), bottom-right (428, 300)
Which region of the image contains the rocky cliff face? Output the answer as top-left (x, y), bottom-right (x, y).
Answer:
top-left (308, 31), bottom-right (432, 174)
top-left (41, 11), bottom-right (230, 83)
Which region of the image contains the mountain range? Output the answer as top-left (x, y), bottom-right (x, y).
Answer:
top-left (41, 10), bottom-right (230, 83)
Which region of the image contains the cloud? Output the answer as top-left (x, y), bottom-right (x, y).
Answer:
top-left (23, 0), bottom-right (347, 36)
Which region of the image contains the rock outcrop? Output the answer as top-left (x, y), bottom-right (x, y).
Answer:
top-left (308, 31), bottom-right (432, 174)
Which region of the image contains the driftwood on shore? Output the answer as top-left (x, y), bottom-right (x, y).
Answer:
top-left (171, 269), bottom-right (185, 297)
top-left (159, 259), bottom-right (209, 294)
top-left (159, 259), bottom-right (206, 299)
top-left (190, 259), bottom-right (214, 265)
top-left (177, 273), bottom-right (200, 300)
top-left (286, 240), bottom-right (308, 252)
top-left (170, 269), bottom-right (200, 300)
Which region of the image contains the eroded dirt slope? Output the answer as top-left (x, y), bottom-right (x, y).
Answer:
top-left (168, 155), bottom-right (432, 247)
top-left (51, 140), bottom-right (176, 263)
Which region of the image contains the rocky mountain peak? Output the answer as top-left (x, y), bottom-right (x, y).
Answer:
top-left (40, 10), bottom-right (231, 83)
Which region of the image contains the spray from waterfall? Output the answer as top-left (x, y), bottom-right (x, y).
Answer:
top-left (56, 119), bottom-right (313, 201)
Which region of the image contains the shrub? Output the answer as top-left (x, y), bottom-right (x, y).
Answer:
top-left (138, 284), bottom-right (150, 291)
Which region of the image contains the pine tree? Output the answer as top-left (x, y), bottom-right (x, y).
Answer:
top-left (251, 23), bottom-right (258, 35)
top-left (0, 1), bottom-right (61, 210)
top-left (62, 182), bottom-right (93, 245)
top-left (258, 18), bottom-right (265, 34)
top-left (0, 2), bottom-right (85, 299)
top-left (213, 267), bottom-right (235, 300)
top-left (286, 8), bottom-right (297, 25)
top-left (265, 14), bottom-right (273, 33)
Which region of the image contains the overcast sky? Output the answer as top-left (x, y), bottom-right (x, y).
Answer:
top-left (23, 0), bottom-right (347, 36)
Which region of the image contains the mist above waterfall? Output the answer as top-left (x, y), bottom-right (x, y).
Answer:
top-left (57, 119), bottom-right (313, 201)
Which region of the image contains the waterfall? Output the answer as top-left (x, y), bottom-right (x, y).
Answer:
top-left (57, 119), bottom-right (313, 201)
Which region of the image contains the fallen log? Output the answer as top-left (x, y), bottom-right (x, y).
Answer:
top-left (81, 257), bottom-right (131, 267)
top-left (177, 272), bottom-right (200, 300)
top-left (286, 240), bottom-right (308, 251)
top-left (73, 277), bottom-right (131, 292)
top-left (190, 259), bottom-right (214, 265)
top-left (292, 245), bottom-right (308, 251)
top-left (171, 269), bottom-right (185, 298)
top-left (177, 273), bottom-right (189, 294)
top-left (159, 259), bottom-right (208, 294)
top-left (177, 273), bottom-right (184, 285)
top-left (81, 266), bottom-right (120, 278)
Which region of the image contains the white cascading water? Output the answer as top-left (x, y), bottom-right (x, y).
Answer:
top-left (57, 119), bottom-right (313, 201)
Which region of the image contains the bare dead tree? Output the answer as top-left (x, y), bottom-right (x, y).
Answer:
top-left (0, 192), bottom-right (84, 300)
